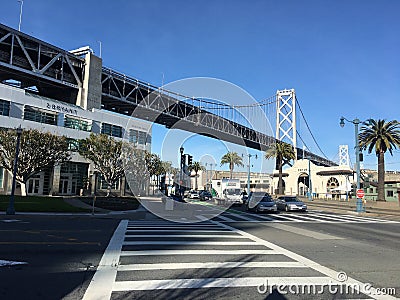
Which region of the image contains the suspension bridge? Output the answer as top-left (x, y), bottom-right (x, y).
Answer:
top-left (0, 23), bottom-right (336, 167)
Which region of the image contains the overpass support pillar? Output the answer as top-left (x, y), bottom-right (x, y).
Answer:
top-left (76, 53), bottom-right (102, 110)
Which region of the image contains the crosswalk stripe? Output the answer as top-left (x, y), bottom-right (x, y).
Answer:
top-left (124, 234), bottom-right (248, 238)
top-left (83, 220), bottom-right (128, 300)
top-left (126, 226), bottom-right (223, 230)
top-left (337, 214), bottom-right (398, 223)
top-left (223, 212), bottom-right (259, 221)
top-left (126, 229), bottom-right (231, 233)
top-left (119, 249), bottom-right (280, 256)
top-left (122, 241), bottom-right (258, 246)
top-left (118, 261), bottom-right (306, 271)
top-left (279, 213), bottom-right (334, 223)
top-left (214, 214), bottom-right (237, 222)
top-left (262, 214), bottom-right (306, 222)
top-left (201, 217), bottom-right (398, 299)
top-left (112, 276), bottom-right (332, 291)
top-left (307, 212), bottom-right (378, 223)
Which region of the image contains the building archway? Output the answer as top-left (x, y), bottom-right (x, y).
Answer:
top-left (298, 173), bottom-right (309, 196)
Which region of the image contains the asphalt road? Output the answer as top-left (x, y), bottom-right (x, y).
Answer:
top-left (1, 204), bottom-right (399, 300)
top-left (0, 214), bottom-right (120, 300)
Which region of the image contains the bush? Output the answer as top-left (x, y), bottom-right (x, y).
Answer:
top-left (79, 196), bottom-right (140, 211)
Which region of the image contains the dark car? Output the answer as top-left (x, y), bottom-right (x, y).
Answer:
top-left (246, 192), bottom-right (277, 213)
top-left (276, 196), bottom-right (307, 212)
top-left (199, 191), bottom-right (212, 201)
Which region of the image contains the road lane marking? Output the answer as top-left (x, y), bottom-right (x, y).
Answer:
top-left (82, 220), bottom-right (128, 300)
top-left (118, 261), bottom-right (305, 271)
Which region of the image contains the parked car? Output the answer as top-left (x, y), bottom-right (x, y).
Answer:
top-left (199, 190), bottom-right (213, 201)
top-left (189, 190), bottom-right (200, 199)
top-left (246, 192), bottom-right (277, 213)
top-left (276, 196), bottom-right (307, 212)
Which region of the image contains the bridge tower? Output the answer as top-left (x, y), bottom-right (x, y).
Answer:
top-left (339, 145), bottom-right (350, 167)
top-left (275, 89), bottom-right (297, 154)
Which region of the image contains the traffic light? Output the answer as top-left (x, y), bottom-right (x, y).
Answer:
top-left (187, 155), bottom-right (193, 166)
top-left (180, 153), bottom-right (185, 168)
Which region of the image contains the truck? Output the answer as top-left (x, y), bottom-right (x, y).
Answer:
top-left (212, 178), bottom-right (243, 206)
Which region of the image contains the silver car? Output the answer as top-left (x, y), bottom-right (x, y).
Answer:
top-left (247, 192), bottom-right (277, 213)
top-left (276, 196), bottom-right (307, 212)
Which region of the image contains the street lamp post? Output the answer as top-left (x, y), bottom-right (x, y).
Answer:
top-left (242, 154), bottom-right (257, 196)
top-left (308, 157), bottom-right (313, 201)
top-left (7, 125), bottom-right (23, 215)
top-left (340, 117), bottom-right (363, 212)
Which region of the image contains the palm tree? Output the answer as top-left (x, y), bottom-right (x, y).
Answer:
top-left (265, 141), bottom-right (296, 195)
top-left (220, 152), bottom-right (244, 179)
top-left (188, 161), bottom-right (205, 190)
top-left (359, 119), bottom-right (400, 201)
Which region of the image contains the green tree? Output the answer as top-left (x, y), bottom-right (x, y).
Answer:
top-left (265, 141), bottom-right (296, 195)
top-left (188, 161), bottom-right (205, 190)
top-left (79, 134), bottom-right (127, 196)
top-left (359, 119), bottom-right (400, 201)
top-left (0, 128), bottom-right (70, 196)
top-left (123, 145), bottom-right (149, 196)
top-left (145, 152), bottom-right (164, 194)
top-left (220, 152), bottom-right (244, 179)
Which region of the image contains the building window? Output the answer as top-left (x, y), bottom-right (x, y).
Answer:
top-left (138, 131), bottom-right (147, 145)
top-left (129, 129), bottom-right (138, 144)
top-left (387, 190), bottom-right (394, 197)
top-left (0, 100), bottom-right (10, 116)
top-left (0, 167), bottom-right (4, 188)
top-left (101, 123), bottom-right (122, 138)
top-left (146, 133), bottom-right (151, 145)
top-left (24, 106), bottom-right (57, 125)
top-left (65, 116), bottom-right (91, 131)
top-left (67, 138), bottom-right (80, 151)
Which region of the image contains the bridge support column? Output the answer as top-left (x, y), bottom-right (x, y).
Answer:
top-left (276, 89), bottom-right (297, 158)
top-left (76, 53), bottom-right (102, 110)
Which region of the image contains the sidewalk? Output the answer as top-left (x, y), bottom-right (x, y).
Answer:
top-left (302, 197), bottom-right (400, 217)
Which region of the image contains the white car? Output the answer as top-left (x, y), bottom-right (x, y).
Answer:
top-left (189, 190), bottom-right (199, 199)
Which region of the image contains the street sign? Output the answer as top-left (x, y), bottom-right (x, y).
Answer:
top-left (356, 189), bottom-right (365, 198)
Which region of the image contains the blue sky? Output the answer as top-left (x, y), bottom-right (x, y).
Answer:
top-left (1, 0), bottom-right (400, 172)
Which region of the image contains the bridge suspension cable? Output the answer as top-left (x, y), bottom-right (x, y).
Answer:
top-left (295, 95), bottom-right (329, 160)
